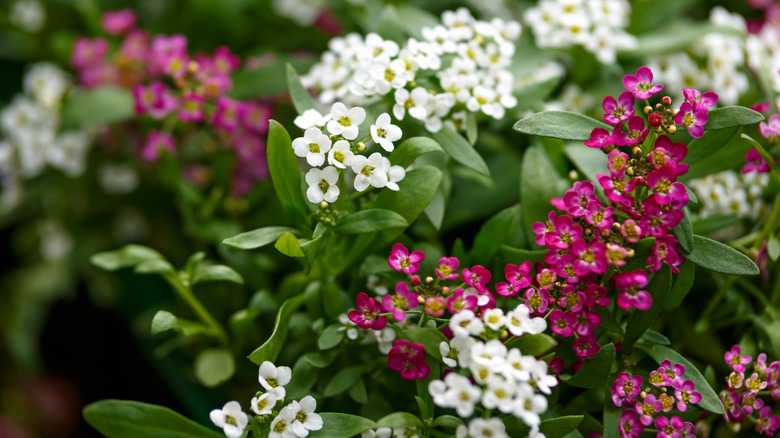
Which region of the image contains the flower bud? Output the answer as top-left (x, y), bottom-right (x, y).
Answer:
top-left (411, 275), bottom-right (420, 285)
top-left (418, 295), bottom-right (425, 304)
top-left (357, 142), bottom-right (366, 152)
top-left (425, 276), bottom-right (434, 284)
top-left (626, 167), bottom-right (635, 177)
top-left (634, 176), bottom-right (645, 186)
top-left (627, 249), bottom-right (635, 257)
top-left (568, 170), bottom-right (579, 180)
top-left (632, 147), bottom-right (642, 156)
top-left (320, 201), bottom-right (329, 209)
top-left (643, 105), bottom-right (653, 115)
top-left (441, 286), bottom-right (450, 296)
top-left (611, 222), bottom-right (621, 232)
top-left (655, 103), bottom-right (664, 112)
top-left (662, 96), bottom-right (672, 106)
top-left (666, 125), bottom-right (677, 135)
top-left (654, 126), bottom-right (663, 133)
top-left (640, 390), bottom-right (647, 399)
top-left (649, 113), bottom-right (662, 127)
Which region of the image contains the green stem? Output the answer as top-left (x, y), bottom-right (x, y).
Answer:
top-left (169, 275), bottom-right (230, 346)
top-left (694, 276), bottom-right (735, 334)
top-left (757, 193), bottom-right (780, 247)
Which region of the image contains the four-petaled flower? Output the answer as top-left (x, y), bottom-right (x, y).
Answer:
top-left (623, 66), bottom-right (663, 99)
top-left (388, 243), bottom-right (425, 274)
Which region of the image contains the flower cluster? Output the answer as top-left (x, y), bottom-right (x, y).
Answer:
top-left (612, 360), bottom-right (700, 438)
top-left (0, 62), bottom-right (92, 211)
top-left (721, 345), bottom-right (780, 435)
top-left (210, 361), bottom-right (323, 438)
top-left (70, 9), bottom-right (271, 195)
top-left (747, 9), bottom-right (780, 109)
top-left (291, 103), bottom-right (405, 204)
top-left (523, 0), bottom-right (637, 64)
top-left (689, 170), bottom-right (768, 221)
top-left (302, 8), bottom-right (520, 132)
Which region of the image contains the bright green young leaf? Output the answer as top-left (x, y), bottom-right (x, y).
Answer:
top-left (83, 399), bottom-right (223, 438)
top-left (539, 415), bottom-right (584, 438)
top-left (565, 344), bottom-right (616, 389)
top-left (377, 412), bottom-right (425, 429)
top-left (267, 120), bottom-right (310, 231)
top-left (151, 310), bottom-right (213, 337)
top-left (192, 264), bottom-right (243, 285)
top-left (61, 87), bottom-right (134, 129)
top-left (324, 365), bottom-right (364, 397)
top-left (664, 261), bottom-right (695, 310)
top-left (318, 324), bottom-right (345, 350)
top-left (222, 226), bottom-right (300, 249)
top-left (275, 232), bottom-right (305, 258)
top-left (471, 205), bottom-right (521, 262)
top-left (705, 106), bottom-right (764, 130)
top-left (405, 327), bottom-right (448, 362)
top-left (194, 348), bottom-right (235, 387)
top-left (248, 294), bottom-right (306, 365)
top-left (684, 127), bottom-right (740, 164)
top-left (389, 137), bottom-right (445, 168)
top-left (308, 413), bottom-right (377, 438)
top-left (520, 146), bottom-right (566, 244)
top-left (638, 344), bottom-right (725, 414)
top-left (514, 111), bottom-right (609, 141)
top-left (466, 112), bottom-right (478, 144)
top-left (91, 244), bottom-right (165, 271)
top-left (682, 235), bottom-right (760, 275)
top-left (184, 252), bottom-right (206, 279)
top-left (623, 265), bottom-right (672, 349)
top-left (505, 334), bottom-right (558, 356)
top-left (134, 259), bottom-right (176, 275)
top-left (432, 125), bottom-right (490, 175)
top-left (335, 209), bottom-right (408, 234)
top-left (414, 395), bottom-right (429, 421)
top-left (286, 64), bottom-right (316, 114)
top-left (673, 212), bottom-right (693, 254)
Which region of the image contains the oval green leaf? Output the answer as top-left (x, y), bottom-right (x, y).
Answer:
top-left (194, 348), bottom-right (235, 387)
top-left (267, 119), bottom-right (311, 231)
top-left (323, 366), bottom-right (364, 397)
top-left (682, 235), bottom-right (759, 276)
top-left (151, 310), bottom-right (213, 337)
top-left (83, 399), bottom-right (223, 438)
top-left (61, 87), bottom-right (134, 129)
top-left (431, 125), bottom-right (489, 176)
top-left (705, 106), bottom-right (764, 130)
top-left (248, 294), bottom-right (306, 365)
top-left (565, 344), bottom-right (616, 389)
top-left (286, 64), bottom-right (316, 114)
top-left (389, 136), bottom-right (445, 168)
top-left (335, 209), bottom-right (408, 234)
top-left (505, 333), bottom-right (558, 357)
top-left (514, 111), bottom-right (609, 141)
top-left (222, 226), bottom-right (300, 249)
top-left (318, 323), bottom-right (345, 350)
top-left (91, 245), bottom-right (165, 271)
top-left (192, 264), bottom-right (244, 285)
top-left (539, 415), bottom-right (584, 438)
top-left (377, 412), bottom-right (425, 429)
top-left (673, 211), bottom-right (693, 254)
top-left (308, 413), bottom-right (377, 438)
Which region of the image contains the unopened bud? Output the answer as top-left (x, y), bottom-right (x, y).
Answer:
top-left (188, 60), bottom-right (199, 73)
top-left (655, 103), bottom-right (664, 112)
top-left (662, 96), bottom-right (672, 106)
top-left (627, 249), bottom-right (635, 257)
top-left (612, 222), bottom-right (621, 232)
top-left (320, 201), bottom-right (328, 209)
top-left (640, 390), bottom-right (648, 399)
top-left (672, 109), bottom-right (680, 116)
top-left (418, 295), bottom-right (425, 304)
top-left (643, 105), bottom-right (653, 115)
top-left (635, 176), bottom-right (645, 185)
top-left (357, 142), bottom-right (366, 152)
top-left (411, 275), bottom-right (420, 285)
top-left (425, 276), bottom-right (434, 284)
top-left (626, 167), bottom-right (635, 177)
top-left (632, 147), bottom-right (642, 156)
top-left (329, 135), bottom-right (339, 142)
top-left (649, 113), bottom-right (662, 127)
top-left (568, 170), bottom-right (579, 180)
top-left (666, 125), bottom-right (677, 135)
top-left (654, 126), bottom-right (663, 133)
top-left (584, 228), bottom-right (593, 236)
top-left (441, 286), bottom-right (451, 296)
top-left (500, 329), bottom-right (509, 339)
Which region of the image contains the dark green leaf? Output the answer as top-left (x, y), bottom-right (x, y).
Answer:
top-left (267, 119), bottom-right (310, 231)
top-left (377, 412), bottom-right (424, 429)
top-left (91, 245), bottom-right (165, 271)
top-left (705, 106), bottom-right (764, 130)
top-left (431, 415), bottom-right (464, 429)
top-left (151, 311), bottom-right (213, 337)
top-left (638, 344), bottom-right (725, 414)
top-left (565, 344), bottom-right (616, 389)
top-left (222, 226), bottom-right (300, 249)
top-left (275, 232), bottom-right (305, 258)
top-left (405, 327), bottom-right (448, 361)
top-left (323, 366), bottom-right (363, 397)
top-left (682, 132), bottom-right (751, 181)
top-left (389, 137), bottom-right (445, 168)
top-left (498, 247), bottom-right (548, 264)
top-left (194, 348), bottom-right (235, 387)
top-left (683, 235), bottom-right (759, 275)
top-left (642, 330), bottom-right (671, 345)
top-left (304, 349), bottom-right (339, 368)
top-left (192, 264), bottom-right (243, 285)
top-left (318, 324), bottom-right (345, 350)
top-left (514, 111), bottom-right (609, 141)
top-left (673, 212), bottom-right (693, 254)
top-left (603, 403), bottom-right (621, 438)
top-left (563, 143), bottom-right (608, 189)
top-left (286, 357), bottom-right (318, 400)
top-left (348, 378), bottom-right (368, 404)
top-left (61, 87), bottom-right (134, 129)
top-left (684, 127), bottom-right (739, 164)
top-left (431, 125), bottom-right (490, 176)
top-left (286, 64), bottom-right (316, 114)
top-left (665, 261), bottom-right (695, 310)
top-left (505, 334), bottom-right (558, 356)
top-left (335, 209), bottom-right (408, 234)
top-left (466, 112), bottom-right (478, 144)
top-left (539, 415), bottom-right (584, 438)
top-left (248, 294), bottom-right (306, 365)
top-left (521, 146), bottom-right (566, 244)
top-left (623, 265), bottom-right (672, 350)
top-left (622, 238), bottom-right (656, 272)
top-left (83, 400), bottom-right (223, 438)
top-left (322, 282), bottom-right (343, 319)
top-left (308, 413), bottom-right (377, 438)
top-left (471, 205), bottom-right (521, 262)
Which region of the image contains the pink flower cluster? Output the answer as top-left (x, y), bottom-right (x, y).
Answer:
top-left (721, 345), bottom-right (780, 435)
top-left (71, 9), bottom-right (271, 195)
top-left (387, 339), bottom-right (430, 380)
top-left (742, 109), bottom-right (779, 174)
top-left (612, 360), bottom-right (700, 438)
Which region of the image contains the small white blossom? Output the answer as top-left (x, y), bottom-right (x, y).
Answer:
top-left (467, 417), bottom-right (508, 438)
top-left (327, 139), bottom-right (354, 169)
top-left (482, 308), bottom-right (506, 331)
top-left (305, 166), bottom-right (340, 204)
top-left (251, 392), bottom-right (279, 416)
top-left (270, 404), bottom-right (298, 438)
top-left (293, 127), bottom-right (332, 167)
top-left (10, 0), bottom-right (45, 33)
top-left (351, 152), bottom-right (387, 191)
top-left (327, 102), bottom-right (365, 140)
top-left (370, 113), bottom-right (402, 152)
top-left (294, 108), bottom-right (331, 130)
top-left (210, 401), bottom-right (248, 438)
top-left (258, 361), bottom-right (292, 398)
top-left (98, 163), bottom-right (139, 194)
top-left (393, 87), bottom-right (429, 121)
top-left (289, 396), bottom-right (323, 437)
top-left (512, 383), bottom-right (547, 427)
top-left (531, 359), bottom-right (559, 395)
top-left (449, 309), bottom-right (484, 338)
top-left (441, 373), bottom-right (482, 417)
top-left (338, 313), bottom-right (359, 340)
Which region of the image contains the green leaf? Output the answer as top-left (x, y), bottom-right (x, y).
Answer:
top-left (769, 236), bottom-right (780, 262)
top-left (304, 350), bottom-right (339, 368)
top-left (431, 125), bottom-right (490, 176)
top-left (192, 264), bottom-right (243, 285)
top-left (267, 119), bottom-right (310, 231)
top-left (377, 4), bottom-right (403, 43)
top-left (603, 403), bottom-right (621, 438)
top-left (623, 264), bottom-right (672, 349)
top-left (308, 413), bottom-right (377, 438)
top-left (324, 366), bottom-right (363, 397)
top-left (91, 245), bottom-right (165, 271)
top-left (565, 344), bottom-right (616, 389)
top-left (275, 232), bottom-right (305, 257)
top-left (194, 348), bottom-right (235, 387)
top-left (377, 412), bottom-right (424, 429)
top-left (405, 327), bottom-right (448, 361)
top-left (134, 259), bottom-right (176, 275)
top-left (638, 344), bottom-right (725, 414)
top-left (505, 334), bottom-right (558, 356)
top-left (466, 112), bottom-right (478, 145)
top-left (395, 4), bottom-right (439, 39)
top-left (83, 399), bottom-right (223, 438)
top-left (286, 64), bottom-right (316, 114)
top-left (563, 143), bottom-right (608, 188)
top-left (705, 106), bottom-right (764, 130)
top-left (682, 131), bottom-right (751, 181)
top-left (248, 294), bottom-right (306, 365)
top-left (684, 127), bottom-right (740, 164)
top-left (498, 247), bottom-right (548, 264)
top-left (642, 330), bottom-right (671, 345)
top-left (318, 324), bottom-right (345, 350)
top-left (335, 209), bottom-right (408, 234)
top-left (431, 415), bottom-right (464, 429)
top-left (622, 238), bottom-right (656, 272)
top-left (184, 252), bottom-right (206, 279)
top-left (229, 56), bottom-right (315, 99)
top-left (424, 187), bottom-right (445, 230)
top-left (673, 212), bottom-right (694, 254)
top-left (539, 415), bottom-right (584, 438)
top-left (665, 261), bottom-right (695, 310)
top-left (682, 235), bottom-right (760, 275)
top-left (151, 310), bottom-right (212, 337)
top-left (521, 146), bottom-right (566, 244)
top-left (61, 87), bottom-right (134, 129)
top-left (389, 136), bottom-right (445, 168)
top-left (348, 378), bottom-right (368, 404)
top-left (222, 226), bottom-right (300, 249)
top-left (514, 111), bottom-right (609, 141)
top-left (287, 357), bottom-right (319, 400)
top-left (471, 205), bottom-right (521, 262)
top-left (628, 22), bottom-right (741, 56)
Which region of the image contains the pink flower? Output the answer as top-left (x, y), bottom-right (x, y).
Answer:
top-left (463, 265), bottom-right (491, 293)
top-left (388, 243), bottom-right (425, 274)
top-left (615, 116), bottom-right (649, 146)
top-left (585, 203), bottom-right (615, 229)
top-left (572, 239), bottom-right (608, 276)
top-left (674, 102), bottom-right (708, 138)
top-left (212, 46), bottom-right (241, 75)
top-left (606, 243), bottom-right (629, 267)
top-left (533, 211), bottom-right (558, 246)
top-left (524, 287), bottom-right (550, 315)
top-left (597, 172), bottom-right (636, 206)
top-left (623, 66), bottom-right (663, 99)
top-left (725, 345), bottom-right (753, 373)
top-left (348, 292), bottom-right (387, 330)
top-left (435, 257), bottom-right (460, 280)
top-left (212, 97), bottom-right (241, 131)
top-left (141, 131), bottom-right (176, 162)
top-left (555, 255), bottom-right (580, 283)
top-left (387, 340), bottom-right (430, 380)
top-left (71, 37), bottom-right (109, 69)
top-left (101, 9), bottom-right (137, 35)
top-left (758, 406), bottom-right (780, 436)
top-left (446, 288), bottom-right (478, 313)
top-left (573, 309), bottom-right (601, 336)
top-left (672, 378), bottom-right (702, 411)
top-left (741, 391), bottom-right (765, 416)
top-left (619, 409), bottom-right (644, 438)
top-left (620, 220), bottom-right (643, 243)
top-left (647, 165), bottom-right (687, 207)
top-left (559, 285), bottom-right (585, 312)
top-left (162, 53), bottom-right (189, 79)
top-left (615, 270), bottom-right (651, 310)
top-left (178, 93), bottom-right (205, 122)
top-left (636, 394), bottom-right (663, 425)
top-left (424, 296), bottom-right (446, 317)
top-left (584, 128), bottom-right (617, 149)
top-left (651, 136), bottom-right (689, 175)
top-left (603, 92), bottom-right (636, 125)
top-left (640, 197), bottom-right (683, 238)
top-left (239, 102), bottom-right (271, 134)
top-left (572, 332), bottom-right (599, 358)
top-left (682, 88), bottom-right (718, 113)
top-left (562, 181), bottom-right (598, 218)
top-left (545, 214), bottom-right (583, 250)
top-left (584, 284), bottom-right (611, 308)
top-left (550, 309), bottom-right (576, 337)
top-left (608, 150), bottom-right (630, 173)
top-left (743, 148), bottom-right (773, 174)
top-left (132, 82), bottom-right (178, 119)
top-left (722, 389), bottom-right (744, 422)
top-left (654, 416), bottom-right (688, 438)
top-left (382, 282), bottom-right (419, 322)
top-left (647, 235), bottom-right (683, 274)
top-left (203, 74), bottom-right (233, 98)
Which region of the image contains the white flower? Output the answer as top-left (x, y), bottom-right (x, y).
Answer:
top-left (439, 341), bottom-right (457, 368)
top-left (48, 131), bottom-right (91, 177)
top-left (293, 127), bottom-right (332, 166)
top-left (24, 62), bottom-right (70, 109)
top-left (450, 334), bottom-right (476, 367)
top-left (531, 359), bottom-right (559, 395)
top-left (482, 308), bottom-right (506, 331)
top-left (210, 401), bottom-right (248, 438)
top-left (368, 59), bottom-right (409, 94)
top-left (10, 0), bottom-right (45, 33)
top-left (258, 361), bottom-right (292, 398)
top-left (376, 156), bottom-right (405, 191)
top-left (393, 427), bottom-right (421, 438)
top-left (305, 166), bottom-right (340, 204)
top-left (449, 309), bottom-right (484, 338)
top-left (269, 404), bottom-right (298, 438)
top-left (502, 348), bottom-right (535, 383)
top-left (327, 102), bottom-right (365, 140)
top-left (512, 383), bottom-right (547, 427)
top-left (351, 152), bottom-right (387, 191)
top-left (290, 396), bottom-right (323, 437)
top-left (327, 139), bottom-right (354, 169)
top-left (482, 376), bottom-right (516, 413)
top-left (362, 427), bottom-right (392, 438)
top-left (338, 313), bottom-right (359, 340)
top-left (506, 304), bottom-right (547, 336)
top-left (98, 163), bottom-right (139, 194)
top-left (370, 113), bottom-right (402, 152)
top-left (251, 392), bottom-right (279, 416)
top-left (372, 326), bottom-right (396, 354)
top-left (393, 87), bottom-right (429, 121)
top-left (468, 417), bottom-right (508, 438)
top-left (441, 373), bottom-right (482, 417)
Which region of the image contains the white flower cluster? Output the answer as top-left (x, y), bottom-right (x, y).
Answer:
top-left (293, 103), bottom-right (405, 204)
top-left (747, 18), bottom-right (780, 108)
top-left (9, 0), bottom-right (45, 33)
top-left (689, 170), bottom-right (769, 220)
top-left (647, 7), bottom-right (748, 105)
top-left (0, 62), bottom-right (93, 211)
top-left (302, 8), bottom-right (520, 132)
top-left (271, 0), bottom-right (325, 26)
top-left (428, 305), bottom-right (554, 435)
top-left (524, 0), bottom-right (636, 64)
top-left (210, 361), bottom-right (323, 438)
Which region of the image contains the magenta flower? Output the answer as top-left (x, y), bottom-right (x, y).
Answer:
top-left (615, 270), bottom-right (651, 310)
top-left (387, 340), bottom-right (430, 380)
top-left (651, 135), bottom-right (689, 175)
top-left (212, 97), bottom-right (241, 131)
top-left (654, 416), bottom-right (688, 438)
top-left (71, 37), bottom-right (110, 69)
top-left (533, 211), bottom-right (558, 246)
top-left (212, 46), bottom-right (241, 75)
top-left (584, 284), bottom-right (611, 308)
top-left (141, 131), bottom-right (176, 162)
top-left (162, 53), bottom-right (189, 79)
top-left (572, 332), bottom-right (599, 358)
top-left (505, 261), bottom-right (532, 288)
top-left (623, 66), bottom-right (663, 99)
top-left (435, 257), bottom-right (460, 280)
top-left (446, 288), bottom-right (478, 313)
top-left (584, 127), bottom-right (617, 149)
top-left (647, 165), bottom-right (687, 207)
top-left (119, 29), bottom-right (149, 61)
top-left (620, 219), bottom-right (643, 243)
top-left (100, 9), bottom-right (137, 35)
top-left (179, 92), bottom-right (205, 122)
top-left (640, 198), bottom-right (683, 238)
top-left (597, 172), bottom-right (636, 206)
top-left (758, 406), bottom-right (780, 436)
top-left (151, 34), bottom-right (188, 62)
top-left (615, 116), bottom-right (649, 146)
top-left (683, 88), bottom-right (718, 113)
top-left (573, 309), bottom-right (601, 336)
top-left (561, 181), bottom-right (598, 218)
top-left (742, 392), bottom-right (765, 416)
top-left (555, 255), bottom-right (580, 283)
top-left (722, 389), bottom-right (744, 422)
top-left (672, 378), bottom-right (702, 411)
top-left (203, 74), bottom-right (233, 98)
top-left (239, 102), bottom-right (271, 134)
top-left (636, 394), bottom-right (663, 425)
top-left (603, 92), bottom-right (636, 125)
top-left (463, 265), bottom-right (491, 293)
top-left (550, 309), bottom-right (576, 337)
top-left (524, 287), bottom-right (550, 315)
top-left (759, 114), bottom-right (780, 141)
top-left (572, 239), bottom-right (608, 276)
top-left (132, 82), bottom-right (178, 119)
top-left (608, 150), bottom-right (630, 173)
top-left (545, 214), bottom-right (584, 250)
top-left (559, 285), bottom-right (585, 312)
top-left (388, 243), bottom-right (425, 274)
top-left (619, 409), bottom-right (644, 438)
top-left (382, 282), bottom-right (419, 322)
top-left (606, 243), bottom-right (629, 267)
top-left (585, 203), bottom-right (615, 229)
top-left (725, 345), bottom-right (752, 373)
top-left (743, 148), bottom-right (773, 174)
top-left (647, 235), bottom-right (683, 274)
top-left (424, 296), bottom-right (446, 317)
top-left (674, 102), bottom-right (708, 138)
top-left (348, 292), bottom-right (387, 330)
